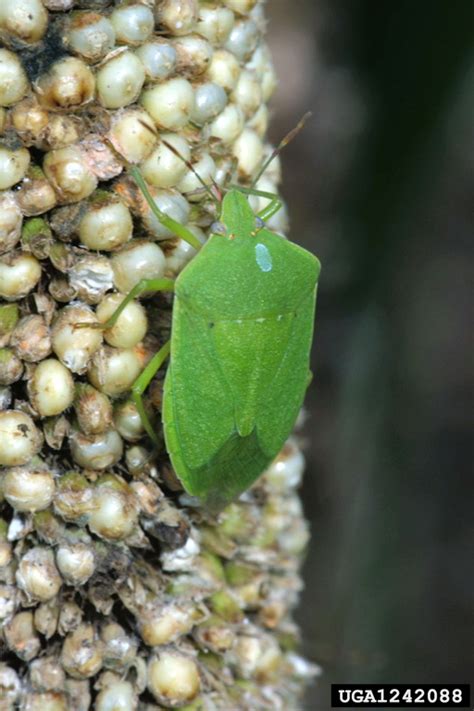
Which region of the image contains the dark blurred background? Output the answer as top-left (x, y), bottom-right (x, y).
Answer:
top-left (265, 1), bottom-right (473, 708)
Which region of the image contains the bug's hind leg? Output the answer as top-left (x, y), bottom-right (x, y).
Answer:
top-left (131, 340), bottom-right (171, 446)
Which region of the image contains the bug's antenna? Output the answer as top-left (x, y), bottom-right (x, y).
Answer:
top-left (136, 119), bottom-right (220, 203)
top-left (161, 140), bottom-right (221, 204)
top-left (251, 111), bottom-right (312, 188)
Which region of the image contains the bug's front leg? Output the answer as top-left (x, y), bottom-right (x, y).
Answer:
top-left (228, 184), bottom-right (283, 223)
top-left (131, 340), bottom-right (171, 446)
top-left (257, 197), bottom-right (283, 222)
top-left (130, 167), bottom-right (203, 250)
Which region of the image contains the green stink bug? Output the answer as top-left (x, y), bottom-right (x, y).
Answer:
top-left (93, 127), bottom-right (320, 512)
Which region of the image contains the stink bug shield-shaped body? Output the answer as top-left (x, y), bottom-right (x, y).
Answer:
top-left (164, 191), bottom-right (319, 511)
top-left (91, 146), bottom-right (320, 511)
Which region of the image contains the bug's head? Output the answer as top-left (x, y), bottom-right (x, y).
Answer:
top-left (132, 115), bottom-right (310, 241)
top-left (217, 190), bottom-right (257, 240)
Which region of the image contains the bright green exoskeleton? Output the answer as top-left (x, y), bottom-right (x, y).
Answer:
top-left (95, 154), bottom-right (320, 512)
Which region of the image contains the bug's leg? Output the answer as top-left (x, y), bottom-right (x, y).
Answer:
top-left (130, 167), bottom-right (203, 250)
top-left (257, 197), bottom-right (283, 222)
top-left (228, 184), bottom-right (283, 222)
top-left (131, 340), bottom-right (171, 446)
top-left (81, 278), bottom-right (175, 332)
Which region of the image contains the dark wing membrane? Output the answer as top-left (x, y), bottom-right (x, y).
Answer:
top-left (180, 428), bottom-right (270, 513)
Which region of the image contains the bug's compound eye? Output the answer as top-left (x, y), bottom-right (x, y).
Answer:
top-left (255, 216), bottom-right (265, 230)
top-left (210, 221), bottom-right (227, 236)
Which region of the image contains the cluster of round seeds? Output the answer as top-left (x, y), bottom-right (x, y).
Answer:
top-left (0, 1), bottom-right (314, 709)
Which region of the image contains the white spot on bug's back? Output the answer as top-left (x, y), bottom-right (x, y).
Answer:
top-left (255, 243), bottom-right (272, 272)
top-left (256, 317), bottom-right (265, 323)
